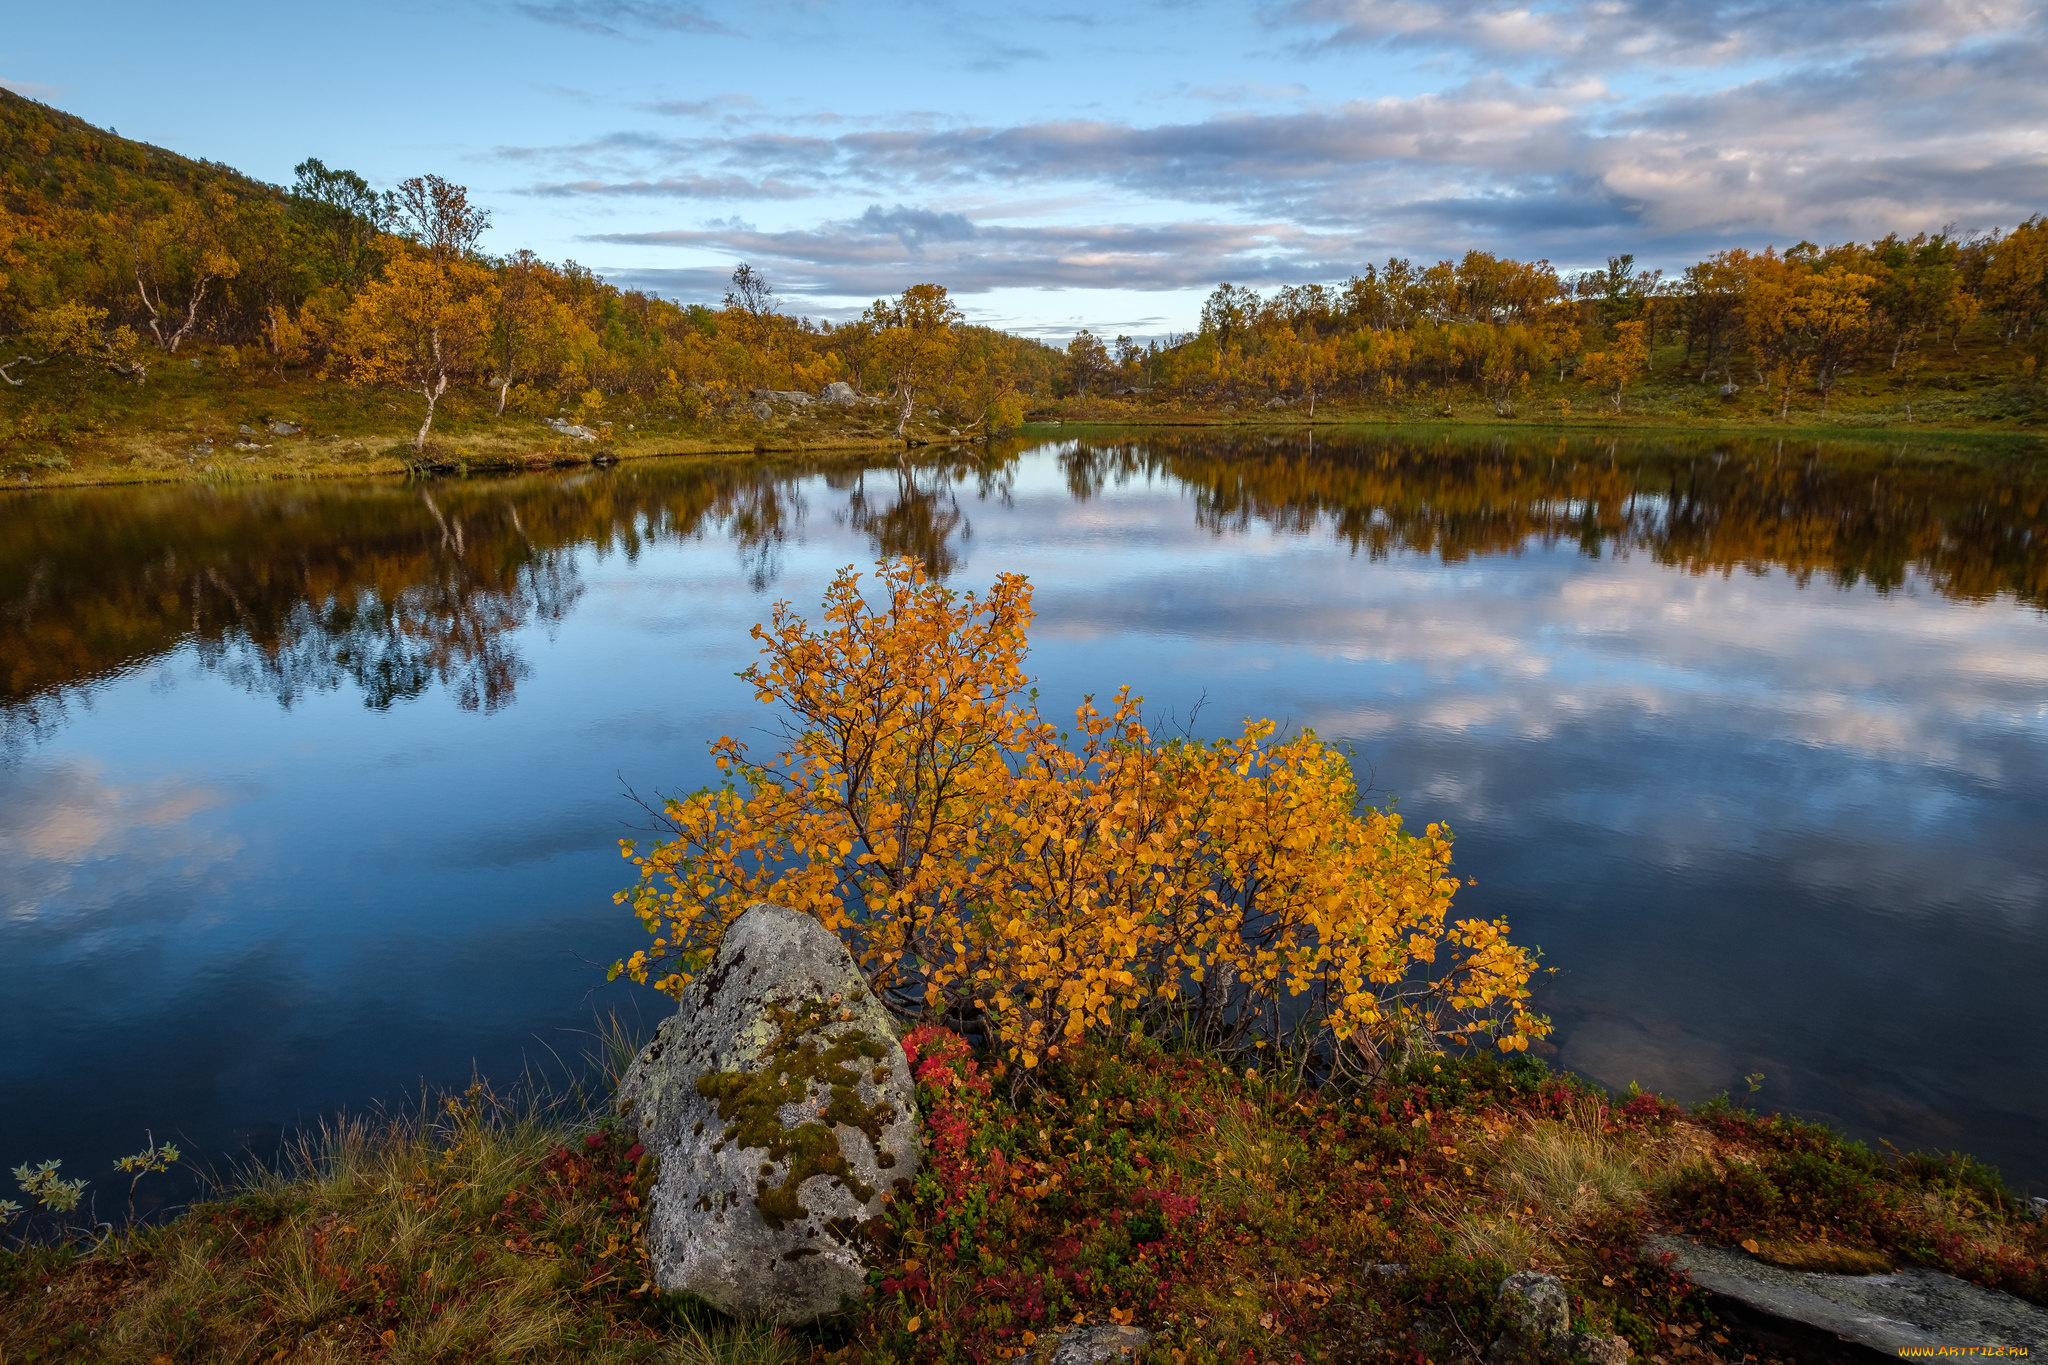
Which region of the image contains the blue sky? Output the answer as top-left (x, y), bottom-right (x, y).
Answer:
top-left (6, 0), bottom-right (2045, 337)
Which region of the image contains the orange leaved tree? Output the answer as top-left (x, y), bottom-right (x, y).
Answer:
top-left (614, 560), bottom-right (1547, 1080)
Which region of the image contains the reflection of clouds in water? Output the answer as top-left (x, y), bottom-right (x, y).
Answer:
top-left (1039, 541), bottom-right (2047, 783)
top-left (0, 761), bottom-right (240, 922)
top-left (1008, 494), bottom-right (2047, 962)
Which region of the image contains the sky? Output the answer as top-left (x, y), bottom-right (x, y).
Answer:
top-left (5, 0), bottom-right (2046, 337)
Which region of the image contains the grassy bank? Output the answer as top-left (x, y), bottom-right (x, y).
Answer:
top-left (5, 1035), bottom-right (2041, 1365)
top-left (4, 331), bottom-right (2045, 492)
top-left (0, 355), bottom-right (924, 491)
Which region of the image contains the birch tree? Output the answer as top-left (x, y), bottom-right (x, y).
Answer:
top-left (335, 255), bottom-right (498, 449)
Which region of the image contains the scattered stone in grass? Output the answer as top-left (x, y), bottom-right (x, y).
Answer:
top-left (542, 417), bottom-right (597, 441)
top-left (1043, 1323), bottom-right (1149, 1365)
top-left (1487, 1270), bottom-right (1570, 1362)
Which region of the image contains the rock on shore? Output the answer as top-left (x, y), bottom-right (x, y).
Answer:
top-left (616, 903), bottom-right (919, 1323)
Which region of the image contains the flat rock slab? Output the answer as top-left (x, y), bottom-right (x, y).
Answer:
top-left (1646, 1235), bottom-right (2048, 1355)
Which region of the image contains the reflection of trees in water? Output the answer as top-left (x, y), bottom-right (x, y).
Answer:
top-left (835, 450), bottom-right (1014, 578)
top-left (1059, 433), bottom-right (2048, 609)
top-left (10, 434), bottom-right (2031, 730)
top-left (201, 547), bottom-right (580, 714)
top-left (154, 496), bottom-right (585, 715)
top-left (718, 478), bottom-right (805, 593)
top-left (0, 451), bottom-right (1007, 723)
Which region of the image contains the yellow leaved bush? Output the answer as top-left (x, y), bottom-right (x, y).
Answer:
top-left (614, 559), bottom-right (1547, 1075)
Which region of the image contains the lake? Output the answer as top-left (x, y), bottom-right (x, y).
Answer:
top-left (3, 428), bottom-right (2044, 1205)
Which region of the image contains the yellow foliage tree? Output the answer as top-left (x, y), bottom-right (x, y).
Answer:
top-left (1, 302), bottom-right (145, 386)
top-left (1798, 266), bottom-right (1876, 411)
top-left (863, 284), bottom-right (963, 438)
top-left (615, 560), bottom-right (1547, 1078)
top-left (1579, 320), bottom-right (1648, 411)
top-left (334, 254), bottom-right (498, 449)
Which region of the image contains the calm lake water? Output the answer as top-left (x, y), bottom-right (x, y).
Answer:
top-left (4, 429), bottom-right (2045, 1204)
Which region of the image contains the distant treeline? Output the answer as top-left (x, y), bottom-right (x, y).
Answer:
top-left (3, 86), bottom-right (2045, 439)
top-left (1075, 226), bottom-right (2046, 420)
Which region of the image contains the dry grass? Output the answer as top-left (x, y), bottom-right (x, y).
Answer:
top-left (1447, 1096), bottom-right (1717, 1269)
top-left (0, 1084), bottom-right (726, 1364)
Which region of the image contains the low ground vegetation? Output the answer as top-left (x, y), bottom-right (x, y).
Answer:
top-left (4, 1040), bottom-right (2040, 1364)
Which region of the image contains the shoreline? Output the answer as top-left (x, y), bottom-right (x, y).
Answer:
top-left (6, 411), bottom-right (2044, 494)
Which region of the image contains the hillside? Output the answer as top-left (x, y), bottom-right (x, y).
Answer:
top-left (0, 89), bottom-right (2042, 489)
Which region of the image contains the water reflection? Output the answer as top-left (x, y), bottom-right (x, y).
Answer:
top-left (1059, 432), bottom-right (2048, 604)
top-left (1, 430), bottom-right (2043, 1198)
top-left (0, 452), bottom-right (1015, 729)
top-left (5, 434), bottom-right (2039, 732)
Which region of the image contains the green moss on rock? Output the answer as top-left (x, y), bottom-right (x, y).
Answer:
top-left (694, 999), bottom-right (896, 1230)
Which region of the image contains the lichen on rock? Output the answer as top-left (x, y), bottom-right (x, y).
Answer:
top-left (693, 998), bottom-right (896, 1229)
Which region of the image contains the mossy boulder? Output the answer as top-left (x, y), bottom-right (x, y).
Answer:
top-left (616, 902), bottom-right (919, 1323)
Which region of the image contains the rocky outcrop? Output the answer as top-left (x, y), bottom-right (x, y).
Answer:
top-left (543, 417), bottom-right (598, 441)
top-left (267, 420), bottom-right (301, 436)
top-left (1486, 1271), bottom-right (1631, 1364)
top-left (1647, 1235), bottom-right (2048, 1355)
top-left (616, 903), bottom-right (919, 1324)
top-left (751, 388), bottom-right (815, 408)
top-left (819, 381), bottom-right (862, 406)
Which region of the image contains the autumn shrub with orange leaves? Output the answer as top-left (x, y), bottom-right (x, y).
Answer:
top-left (612, 558), bottom-right (1547, 1078)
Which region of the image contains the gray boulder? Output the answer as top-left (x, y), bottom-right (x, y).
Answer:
top-left (543, 417), bottom-right (598, 442)
top-left (267, 420), bottom-right (301, 436)
top-left (751, 388), bottom-right (815, 408)
top-left (1488, 1271), bottom-right (1569, 1362)
top-left (616, 902), bottom-right (919, 1324)
top-left (819, 381), bottom-right (861, 406)
top-left (748, 400), bottom-right (775, 422)
top-left (1571, 1336), bottom-right (1631, 1365)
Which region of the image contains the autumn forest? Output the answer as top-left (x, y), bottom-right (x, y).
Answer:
top-left (3, 87), bottom-right (2044, 486)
